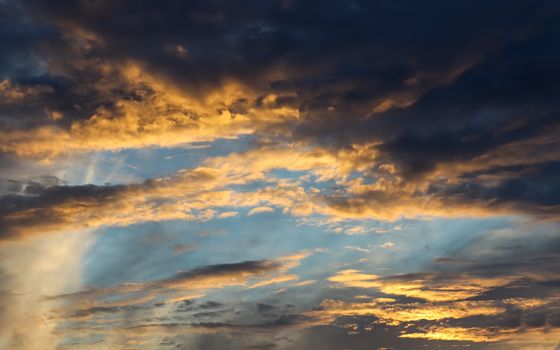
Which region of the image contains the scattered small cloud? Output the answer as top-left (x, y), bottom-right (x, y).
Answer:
top-left (218, 211), bottom-right (239, 219)
top-left (248, 206), bottom-right (275, 216)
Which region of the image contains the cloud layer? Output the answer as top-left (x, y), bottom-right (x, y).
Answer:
top-left (1, 0), bottom-right (560, 349)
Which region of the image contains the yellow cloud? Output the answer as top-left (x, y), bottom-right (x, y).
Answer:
top-left (0, 62), bottom-right (300, 159)
top-left (217, 211), bottom-right (239, 218)
top-left (248, 206), bottom-right (275, 216)
top-left (400, 326), bottom-right (560, 346)
top-left (308, 299), bottom-right (504, 325)
top-left (327, 269), bottom-right (514, 302)
top-left (248, 274), bottom-right (299, 289)
top-left (2, 139), bottom-right (545, 242)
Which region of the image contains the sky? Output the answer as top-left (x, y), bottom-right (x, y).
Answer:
top-left (1, 1), bottom-right (560, 349)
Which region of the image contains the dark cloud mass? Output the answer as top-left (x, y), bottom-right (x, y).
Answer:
top-left (0, 0), bottom-right (558, 216)
top-left (1, 0), bottom-right (560, 349)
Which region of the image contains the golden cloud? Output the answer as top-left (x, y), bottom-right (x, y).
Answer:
top-left (0, 62), bottom-right (300, 159)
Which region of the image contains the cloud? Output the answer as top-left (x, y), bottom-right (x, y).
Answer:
top-left (0, 64), bottom-right (300, 158)
top-left (314, 231), bottom-right (560, 346)
top-left (248, 275), bottom-right (299, 289)
top-left (1, 3), bottom-right (556, 178)
top-left (0, 0), bottom-right (558, 227)
top-left (400, 326), bottom-right (560, 345)
top-left (2, 139), bottom-right (559, 244)
top-left (2, 1), bottom-right (560, 348)
top-left (248, 206), bottom-right (275, 216)
top-left (27, 249), bottom-right (320, 349)
top-left (0, 232), bottom-right (94, 350)
top-left (344, 246), bottom-right (370, 254)
top-left (48, 251), bottom-right (310, 315)
top-left (308, 298), bottom-right (505, 325)
top-left (217, 211), bottom-right (238, 219)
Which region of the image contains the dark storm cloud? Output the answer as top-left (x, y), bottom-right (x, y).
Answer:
top-left (0, 168), bottom-right (225, 240)
top-left (319, 161), bottom-right (560, 219)
top-left (369, 35), bottom-right (560, 177)
top-left (0, 0), bottom-right (112, 128)
top-left (2, 0), bottom-right (556, 124)
top-left (0, 0), bottom-right (53, 78)
top-left (0, 0), bottom-right (558, 218)
top-left (430, 161), bottom-right (560, 215)
top-left (0, 178), bottom-right (135, 239)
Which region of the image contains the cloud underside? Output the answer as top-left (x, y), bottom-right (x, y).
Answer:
top-left (1, 145), bottom-right (559, 241)
top-left (43, 239), bottom-right (560, 349)
top-left (311, 236), bottom-right (560, 347)
top-left (1, 1), bottom-right (560, 241)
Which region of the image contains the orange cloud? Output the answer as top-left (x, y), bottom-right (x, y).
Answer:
top-left (400, 326), bottom-right (560, 346)
top-left (0, 62), bottom-right (300, 159)
top-left (307, 298), bottom-right (504, 325)
top-left (2, 139), bottom-right (555, 242)
top-left (327, 269), bottom-right (514, 301)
